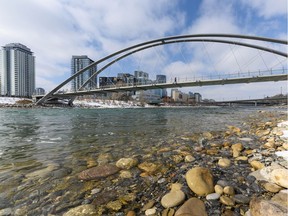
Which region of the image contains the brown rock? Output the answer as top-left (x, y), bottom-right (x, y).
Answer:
top-left (271, 169), bottom-right (288, 188)
top-left (116, 158), bottom-right (138, 170)
top-left (262, 182), bottom-right (283, 193)
top-left (214, 185), bottom-right (224, 195)
top-left (78, 164), bottom-right (119, 180)
top-left (175, 198), bottom-right (207, 216)
top-left (250, 197), bottom-right (288, 216)
top-left (138, 162), bottom-right (159, 174)
top-left (223, 186), bottom-right (235, 196)
top-left (186, 167), bottom-right (214, 196)
top-left (231, 143), bottom-right (243, 157)
top-left (126, 211), bottom-right (136, 216)
top-left (220, 196), bottom-right (235, 206)
top-left (250, 160), bottom-right (265, 170)
top-left (218, 158), bottom-right (231, 168)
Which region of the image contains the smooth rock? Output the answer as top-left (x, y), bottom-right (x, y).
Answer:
top-left (119, 170), bottom-right (132, 178)
top-left (161, 183), bottom-right (185, 208)
top-left (145, 207), bottom-right (157, 216)
top-left (116, 158), bottom-right (138, 169)
top-left (271, 168), bottom-right (288, 188)
top-left (186, 167), bottom-right (214, 196)
top-left (220, 196), bottom-right (235, 206)
top-left (97, 153), bottom-right (113, 165)
top-left (138, 162), bottom-right (159, 174)
top-left (250, 160), bottom-right (265, 170)
top-left (271, 190), bottom-right (288, 207)
top-left (126, 211), bottom-right (136, 216)
top-left (250, 197), bottom-right (288, 216)
top-left (0, 208), bottom-right (12, 216)
top-left (262, 182), bottom-right (283, 193)
top-left (216, 180), bottom-right (229, 187)
top-left (218, 158), bottom-right (231, 168)
top-left (106, 200), bottom-right (122, 211)
top-left (234, 194), bottom-right (250, 204)
top-left (78, 164), bottom-right (119, 180)
top-left (214, 185), bottom-right (224, 195)
top-left (206, 193), bottom-right (220, 200)
top-left (63, 204), bottom-right (97, 216)
top-left (175, 198), bottom-right (207, 216)
top-left (185, 155), bottom-right (196, 162)
top-left (249, 163), bottom-right (283, 182)
top-left (223, 186), bottom-right (235, 195)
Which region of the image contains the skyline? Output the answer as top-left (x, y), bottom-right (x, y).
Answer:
top-left (0, 0), bottom-right (287, 100)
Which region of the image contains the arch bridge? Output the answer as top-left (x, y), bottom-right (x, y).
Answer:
top-left (36, 34), bottom-right (288, 105)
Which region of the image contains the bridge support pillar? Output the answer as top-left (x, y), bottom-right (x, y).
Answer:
top-left (254, 101), bottom-right (257, 107)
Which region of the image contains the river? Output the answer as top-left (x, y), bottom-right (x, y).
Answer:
top-left (0, 106), bottom-right (285, 215)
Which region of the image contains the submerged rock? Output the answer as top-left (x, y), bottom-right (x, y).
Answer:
top-left (78, 164), bottom-right (119, 180)
top-left (63, 204), bottom-right (97, 216)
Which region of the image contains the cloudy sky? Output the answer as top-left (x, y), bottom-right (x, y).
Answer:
top-left (0, 0), bottom-right (287, 100)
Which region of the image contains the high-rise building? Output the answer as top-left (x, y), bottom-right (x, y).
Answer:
top-left (0, 43), bottom-right (35, 97)
top-left (71, 55), bottom-right (96, 91)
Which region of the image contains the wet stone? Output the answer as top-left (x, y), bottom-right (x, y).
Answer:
top-left (78, 164), bottom-right (120, 180)
top-left (234, 194), bottom-right (250, 204)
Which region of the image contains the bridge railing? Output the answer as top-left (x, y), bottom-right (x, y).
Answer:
top-left (68, 68), bottom-right (287, 92)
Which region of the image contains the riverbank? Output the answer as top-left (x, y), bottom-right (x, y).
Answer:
top-left (0, 108), bottom-right (287, 215)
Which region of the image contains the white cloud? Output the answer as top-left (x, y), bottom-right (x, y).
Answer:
top-left (240, 0), bottom-right (287, 18)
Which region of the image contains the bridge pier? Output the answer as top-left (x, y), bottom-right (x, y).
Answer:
top-left (254, 101), bottom-right (257, 107)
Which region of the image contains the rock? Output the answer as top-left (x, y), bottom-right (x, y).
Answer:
top-left (142, 200), bottom-right (156, 211)
top-left (206, 193), bottom-right (220, 200)
top-left (218, 158), bottom-right (231, 168)
top-left (250, 197), bottom-right (288, 216)
top-left (161, 183), bottom-right (185, 208)
top-left (223, 186), bottom-right (235, 195)
top-left (175, 198), bottom-right (207, 216)
top-left (126, 211), bottom-right (136, 216)
top-left (271, 168), bottom-right (288, 188)
top-left (0, 208), bottom-right (12, 216)
top-left (119, 170), bottom-right (132, 178)
top-left (97, 153), bottom-right (113, 165)
top-left (138, 162), bottom-right (159, 174)
top-left (231, 143), bottom-right (244, 157)
top-left (161, 208), bottom-right (175, 216)
top-left (220, 196), bottom-right (235, 206)
top-left (116, 158), bottom-right (138, 170)
top-left (78, 164), bottom-right (119, 180)
top-left (234, 194), bottom-right (250, 204)
top-left (236, 156), bottom-right (248, 161)
top-left (145, 207), bottom-right (157, 216)
top-left (249, 163), bottom-right (283, 182)
top-left (172, 155), bottom-right (184, 163)
top-left (106, 200), bottom-right (122, 211)
top-left (214, 185), bottom-right (224, 195)
top-left (185, 155), bottom-right (196, 162)
top-left (185, 167), bottom-right (214, 196)
top-left (262, 182), bottom-right (283, 193)
top-left (63, 204), bottom-right (97, 216)
top-left (250, 160), bottom-right (265, 170)
top-left (216, 180), bottom-right (229, 187)
top-left (206, 149), bottom-right (219, 155)
top-left (271, 190), bottom-right (288, 207)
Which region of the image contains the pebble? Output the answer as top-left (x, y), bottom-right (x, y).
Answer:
top-left (175, 198), bottom-right (207, 216)
top-left (138, 162), bottom-right (159, 174)
top-left (206, 193), bottom-right (220, 200)
top-left (271, 190), bottom-right (288, 207)
top-left (231, 143), bottom-right (244, 157)
top-left (145, 207), bottom-right (157, 216)
top-left (216, 180), bottom-right (229, 187)
top-left (218, 158), bottom-right (231, 168)
top-left (0, 208), bottom-right (12, 216)
top-left (223, 186), bottom-right (235, 195)
top-left (185, 167), bottom-right (214, 196)
top-left (161, 183), bottom-right (185, 208)
top-left (185, 155), bottom-right (196, 162)
top-left (214, 185), bottom-right (224, 195)
top-left (116, 158), bottom-right (138, 169)
top-left (234, 194), bottom-right (250, 204)
top-left (220, 196), bottom-right (235, 206)
top-left (250, 160), bottom-right (265, 170)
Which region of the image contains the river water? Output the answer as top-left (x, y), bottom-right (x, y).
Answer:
top-left (0, 106), bottom-right (284, 214)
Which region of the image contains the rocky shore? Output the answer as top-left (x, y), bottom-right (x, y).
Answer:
top-left (0, 110), bottom-right (287, 216)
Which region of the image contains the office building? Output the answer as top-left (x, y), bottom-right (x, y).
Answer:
top-left (71, 55), bottom-right (96, 91)
top-left (0, 43), bottom-right (35, 97)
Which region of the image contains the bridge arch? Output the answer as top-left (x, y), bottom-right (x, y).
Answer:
top-left (37, 34), bottom-right (287, 105)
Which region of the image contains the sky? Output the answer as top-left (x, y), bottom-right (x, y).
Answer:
top-left (0, 0), bottom-right (287, 100)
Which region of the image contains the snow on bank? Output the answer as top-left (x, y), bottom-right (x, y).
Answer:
top-left (73, 99), bottom-right (143, 108)
top-left (0, 97), bottom-right (26, 104)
